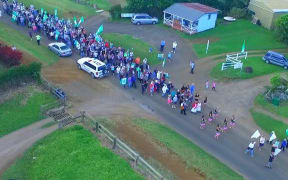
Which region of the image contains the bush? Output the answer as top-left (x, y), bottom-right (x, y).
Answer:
top-left (275, 15), bottom-right (288, 44)
top-left (109, 4), bottom-right (122, 19)
top-left (0, 43), bottom-right (22, 67)
top-left (0, 62), bottom-right (41, 87)
top-left (228, 7), bottom-right (247, 19)
top-left (244, 66), bottom-right (253, 73)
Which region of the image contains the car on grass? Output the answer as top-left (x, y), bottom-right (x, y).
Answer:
top-left (263, 51), bottom-right (288, 69)
top-left (48, 42), bottom-right (72, 57)
top-left (77, 58), bottom-right (108, 79)
top-left (131, 14), bottom-right (159, 25)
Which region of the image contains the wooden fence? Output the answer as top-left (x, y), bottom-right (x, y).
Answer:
top-left (67, 111), bottom-right (165, 180)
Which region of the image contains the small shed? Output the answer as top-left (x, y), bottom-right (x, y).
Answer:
top-left (163, 3), bottom-right (219, 34)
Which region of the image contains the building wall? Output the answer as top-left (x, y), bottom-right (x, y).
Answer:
top-left (197, 13), bottom-right (217, 32)
top-left (249, 1), bottom-right (274, 29)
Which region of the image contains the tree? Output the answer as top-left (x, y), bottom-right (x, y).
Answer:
top-left (275, 15), bottom-right (288, 44)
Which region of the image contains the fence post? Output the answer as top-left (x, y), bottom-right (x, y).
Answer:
top-left (135, 154), bottom-right (139, 166)
top-left (113, 137), bottom-right (117, 149)
top-left (58, 120), bottom-right (63, 129)
top-left (80, 111), bottom-right (85, 123)
top-left (95, 122), bottom-right (99, 132)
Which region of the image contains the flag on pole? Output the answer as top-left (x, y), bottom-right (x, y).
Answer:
top-left (251, 130), bottom-right (261, 139)
top-left (162, 58), bottom-right (166, 68)
top-left (80, 16), bottom-right (84, 23)
top-left (73, 17), bottom-right (77, 27)
top-left (206, 40), bottom-right (210, 54)
top-left (96, 24), bottom-right (104, 35)
top-left (54, 8), bottom-right (58, 17)
top-left (241, 40), bottom-right (246, 52)
top-left (43, 12), bottom-right (48, 22)
top-left (274, 148), bottom-right (281, 156)
top-left (41, 8), bottom-right (44, 15)
top-left (269, 131), bottom-right (277, 142)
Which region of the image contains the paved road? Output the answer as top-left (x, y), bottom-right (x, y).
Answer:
top-left (0, 118), bottom-right (57, 175)
top-left (1, 12), bottom-right (288, 180)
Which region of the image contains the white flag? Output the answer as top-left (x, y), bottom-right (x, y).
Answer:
top-left (251, 130), bottom-right (261, 139)
top-left (269, 132), bottom-right (277, 142)
top-left (206, 40), bottom-right (210, 54)
top-left (274, 148), bottom-right (281, 156)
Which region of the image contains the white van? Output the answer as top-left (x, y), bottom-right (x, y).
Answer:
top-left (77, 58), bottom-right (108, 79)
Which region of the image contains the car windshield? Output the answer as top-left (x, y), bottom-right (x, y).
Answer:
top-left (60, 45), bottom-right (69, 51)
top-left (98, 65), bottom-right (106, 71)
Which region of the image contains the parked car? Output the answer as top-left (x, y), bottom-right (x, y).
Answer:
top-left (263, 51), bottom-right (288, 69)
top-left (77, 57), bottom-right (108, 79)
top-left (48, 42), bottom-right (72, 57)
top-left (131, 14), bottom-right (158, 25)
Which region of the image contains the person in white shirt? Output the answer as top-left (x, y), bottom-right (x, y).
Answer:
top-left (259, 136), bottom-right (265, 151)
top-left (245, 141), bottom-right (256, 157)
top-left (172, 41), bottom-right (177, 53)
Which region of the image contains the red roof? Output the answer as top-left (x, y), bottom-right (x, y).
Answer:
top-left (182, 3), bottom-right (219, 13)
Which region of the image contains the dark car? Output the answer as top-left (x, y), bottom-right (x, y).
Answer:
top-left (263, 51), bottom-right (288, 69)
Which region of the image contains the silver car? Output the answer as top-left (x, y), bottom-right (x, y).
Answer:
top-left (131, 14), bottom-right (159, 25)
top-left (48, 42), bottom-right (72, 57)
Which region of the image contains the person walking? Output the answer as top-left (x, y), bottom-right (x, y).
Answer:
top-left (265, 153), bottom-right (275, 169)
top-left (160, 40), bottom-right (165, 52)
top-left (28, 31), bottom-right (33, 41)
top-left (200, 115), bottom-right (206, 129)
top-left (259, 136), bottom-right (266, 151)
top-left (281, 139), bottom-right (287, 152)
top-left (36, 34), bottom-right (41, 45)
top-left (205, 80), bottom-right (209, 89)
top-left (190, 60), bottom-right (195, 74)
top-left (172, 41), bottom-right (177, 53)
top-left (245, 141), bottom-right (256, 157)
top-left (180, 102), bottom-right (186, 115)
top-left (215, 124), bottom-right (221, 139)
top-left (212, 81), bottom-right (216, 91)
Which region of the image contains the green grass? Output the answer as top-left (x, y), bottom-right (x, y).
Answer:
top-left (182, 20), bottom-right (286, 58)
top-left (18, 0), bottom-right (100, 17)
top-left (102, 33), bottom-right (160, 65)
top-left (0, 87), bottom-right (56, 137)
top-left (251, 109), bottom-right (288, 140)
top-left (133, 118), bottom-right (244, 180)
top-left (0, 22), bottom-right (59, 65)
top-left (1, 125), bottom-right (144, 180)
top-left (83, 0), bottom-right (111, 10)
top-left (210, 56), bottom-right (285, 80)
top-left (255, 94), bottom-right (288, 118)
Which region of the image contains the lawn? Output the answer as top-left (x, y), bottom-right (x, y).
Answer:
top-left (83, 0), bottom-right (111, 10)
top-left (250, 109), bottom-right (288, 140)
top-left (255, 94), bottom-right (288, 118)
top-left (102, 33), bottom-right (160, 65)
top-left (183, 20), bottom-right (286, 58)
top-left (18, 0), bottom-right (101, 17)
top-left (210, 56), bottom-right (285, 80)
top-left (133, 118), bottom-right (244, 180)
top-left (0, 22), bottom-right (59, 65)
top-left (1, 125), bottom-right (144, 180)
top-left (0, 86), bottom-right (56, 137)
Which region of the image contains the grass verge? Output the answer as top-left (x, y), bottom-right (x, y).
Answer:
top-left (255, 94), bottom-right (288, 118)
top-left (210, 56), bottom-right (285, 80)
top-left (0, 86), bottom-right (56, 137)
top-left (133, 118), bottom-right (244, 180)
top-left (102, 33), bottom-right (160, 65)
top-left (1, 125), bottom-right (144, 180)
top-left (0, 22), bottom-right (59, 65)
top-left (182, 20), bottom-right (286, 58)
top-left (250, 109), bottom-right (288, 140)
top-left (18, 0), bottom-right (99, 17)
top-left (84, 0), bottom-right (111, 10)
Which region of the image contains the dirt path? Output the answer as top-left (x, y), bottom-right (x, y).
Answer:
top-left (253, 106), bottom-right (288, 123)
top-left (0, 118), bottom-right (57, 175)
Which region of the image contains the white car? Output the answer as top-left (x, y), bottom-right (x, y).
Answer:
top-left (48, 42), bottom-right (72, 57)
top-left (77, 58), bottom-right (108, 79)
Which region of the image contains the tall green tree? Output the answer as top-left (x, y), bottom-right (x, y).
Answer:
top-left (275, 15), bottom-right (288, 44)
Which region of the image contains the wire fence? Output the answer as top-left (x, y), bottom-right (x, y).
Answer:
top-left (66, 111), bottom-right (165, 180)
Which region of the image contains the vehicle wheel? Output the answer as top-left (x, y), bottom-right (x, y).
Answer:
top-left (136, 22), bottom-right (141, 25)
top-left (152, 21), bottom-right (156, 25)
top-left (90, 73), bottom-right (95, 79)
top-left (78, 64), bottom-right (82, 70)
top-left (284, 66), bottom-right (288, 70)
top-left (265, 60), bottom-right (269, 64)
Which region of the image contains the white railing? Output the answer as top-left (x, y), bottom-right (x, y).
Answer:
top-left (221, 51), bottom-right (247, 71)
top-left (164, 18), bottom-right (173, 26)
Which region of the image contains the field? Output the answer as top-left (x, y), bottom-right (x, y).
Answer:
top-left (183, 20), bottom-right (286, 58)
top-left (1, 125), bottom-right (143, 180)
top-left (18, 0), bottom-right (105, 17)
top-left (250, 109), bottom-right (288, 140)
top-left (210, 56), bottom-right (285, 80)
top-left (0, 86), bottom-right (56, 137)
top-left (133, 118), bottom-right (244, 180)
top-left (0, 22), bottom-right (59, 65)
top-left (255, 94), bottom-right (288, 118)
top-left (102, 33), bottom-right (160, 65)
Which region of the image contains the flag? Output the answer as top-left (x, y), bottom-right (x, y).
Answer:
top-left (251, 130), bottom-right (260, 139)
top-left (269, 132), bottom-right (276, 142)
top-left (80, 16), bottom-right (84, 23)
top-left (73, 17), bottom-right (77, 26)
top-left (241, 40), bottom-right (245, 53)
top-left (41, 8), bottom-right (44, 15)
top-left (162, 58), bottom-right (166, 68)
top-left (274, 148), bottom-right (281, 156)
top-left (54, 8), bottom-right (58, 17)
top-left (43, 13), bottom-right (48, 22)
top-left (55, 30), bottom-right (60, 41)
top-left (206, 40), bottom-right (210, 54)
top-left (96, 24), bottom-right (104, 35)
top-left (286, 129), bottom-right (288, 136)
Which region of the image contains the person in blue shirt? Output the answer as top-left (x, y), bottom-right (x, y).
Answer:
top-left (281, 139), bottom-right (287, 151)
top-left (160, 40), bottom-right (165, 52)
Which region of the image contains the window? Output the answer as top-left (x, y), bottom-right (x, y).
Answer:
top-left (60, 45), bottom-right (68, 51)
top-left (84, 62), bottom-right (96, 70)
top-left (192, 20), bottom-right (198, 27)
top-left (208, 14), bottom-right (211, 20)
top-left (53, 45), bottom-right (59, 50)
